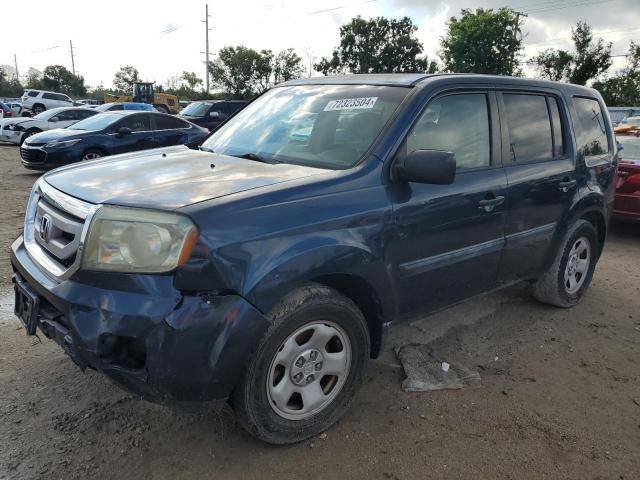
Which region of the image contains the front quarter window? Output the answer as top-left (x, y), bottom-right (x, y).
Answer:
top-left (201, 85), bottom-right (408, 169)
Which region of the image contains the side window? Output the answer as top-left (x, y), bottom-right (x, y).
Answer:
top-left (407, 93), bottom-right (491, 170)
top-left (547, 97), bottom-right (565, 158)
top-left (119, 114), bottom-right (150, 132)
top-left (154, 114), bottom-right (188, 130)
top-left (57, 94), bottom-right (71, 102)
top-left (210, 103), bottom-right (228, 117)
top-left (110, 104), bottom-right (124, 111)
top-left (43, 93), bottom-right (56, 100)
top-left (573, 97), bottom-right (609, 156)
top-left (55, 110), bottom-right (76, 121)
top-left (28, 91), bottom-right (39, 97)
top-left (503, 94), bottom-right (552, 163)
top-left (77, 110), bottom-right (96, 119)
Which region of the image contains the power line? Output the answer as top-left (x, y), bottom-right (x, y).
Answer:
top-left (525, 26), bottom-right (640, 48)
top-left (523, 0), bottom-right (618, 15)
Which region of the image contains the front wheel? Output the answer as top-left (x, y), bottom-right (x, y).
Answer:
top-left (81, 149), bottom-right (104, 161)
top-left (533, 219), bottom-right (599, 308)
top-left (231, 283), bottom-right (370, 444)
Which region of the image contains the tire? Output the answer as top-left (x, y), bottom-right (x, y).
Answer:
top-left (532, 219), bottom-right (599, 308)
top-left (231, 283), bottom-right (370, 444)
top-left (81, 148), bottom-right (105, 161)
top-left (20, 129), bottom-right (40, 145)
top-left (32, 104), bottom-right (45, 115)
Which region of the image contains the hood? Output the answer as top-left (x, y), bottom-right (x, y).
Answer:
top-left (26, 128), bottom-right (86, 144)
top-left (43, 146), bottom-right (326, 209)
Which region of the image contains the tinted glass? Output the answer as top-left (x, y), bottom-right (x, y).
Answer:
top-left (574, 97), bottom-right (608, 156)
top-left (43, 93), bottom-right (56, 100)
top-left (154, 114), bottom-right (188, 130)
top-left (68, 113), bottom-right (121, 131)
top-left (55, 110), bottom-right (76, 121)
top-left (28, 91), bottom-right (39, 97)
top-left (548, 97), bottom-right (565, 158)
top-left (180, 102), bottom-right (211, 117)
top-left (77, 110), bottom-right (97, 119)
top-left (407, 93), bottom-right (491, 170)
top-left (202, 85), bottom-right (409, 169)
top-left (503, 94), bottom-right (552, 163)
top-left (109, 104), bottom-right (124, 111)
top-left (119, 114), bottom-right (150, 132)
top-left (211, 103), bottom-right (228, 114)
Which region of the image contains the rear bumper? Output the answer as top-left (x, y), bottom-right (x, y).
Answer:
top-left (10, 235), bottom-right (269, 407)
top-left (613, 193), bottom-right (640, 222)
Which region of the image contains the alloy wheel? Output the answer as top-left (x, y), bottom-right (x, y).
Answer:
top-left (564, 236), bottom-right (591, 294)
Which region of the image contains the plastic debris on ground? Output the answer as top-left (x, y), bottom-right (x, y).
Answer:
top-left (395, 344), bottom-right (481, 392)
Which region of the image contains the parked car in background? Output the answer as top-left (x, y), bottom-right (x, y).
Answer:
top-left (19, 111), bottom-right (208, 169)
top-left (11, 74), bottom-right (616, 444)
top-left (21, 90), bottom-right (74, 115)
top-left (608, 106), bottom-right (640, 125)
top-left (614, 134), bottom-right (640, 222)
top-left (0, 102), bottom-right (12, 118)
top-left (0, 107), bottom-right (97, 145)
top-left (177, 100), bottom-right (248, 131)
top-left (96, 102), bottom-right (154, 112)
top-left (7, 101), bottom-right (22, 116)
top-left (76, 99), bottom-right (102, 107)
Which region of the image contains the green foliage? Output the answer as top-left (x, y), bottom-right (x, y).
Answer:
top-left (273, 49), bottom-right (305, 84)
top-left (40, 65), bottom-right (87, 97)
top-left (208, 46), bottom-right (304, 98)
top-left (315, 16), bottom-right (436, 75)
top-left (532, 21), bottom-right (612, 85)
top-left (440, 8), bottom-right (524, 76)
top-left (593, 42), bottom-right (640, 106)
top-left (181, 71), bottom-right (203, 91)
top-left (113, 65), bottom-right (140, 94)
top-left (0, 67), bottom-right (24, 98)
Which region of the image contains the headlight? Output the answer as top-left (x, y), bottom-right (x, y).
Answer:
top-left (82, 206), bottom-right (199, 273)
top-left (44, 139), bottom-right (82, 148)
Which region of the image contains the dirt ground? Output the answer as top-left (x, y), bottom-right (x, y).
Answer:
top-left (0, 143), bottom-right (639, 480)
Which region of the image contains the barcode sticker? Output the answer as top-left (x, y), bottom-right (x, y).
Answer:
top-left (324, 97), bottom-right (378, 111)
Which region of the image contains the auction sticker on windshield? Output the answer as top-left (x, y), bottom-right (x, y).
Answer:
top-left (324, 97), bottom-right (378, 111)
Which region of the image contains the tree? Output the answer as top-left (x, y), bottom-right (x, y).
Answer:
top-left (208, 46), bottom-right (302, 98)
top-left (40, 65), bottom-right (86, 97)
top-left (24, 68), bottom-right (42, 89)
top-left (593, 42), bottom-right (640, 106)
top-left (113, 65), bottom-right (140, 94)
top-left (531, 49), bottom-right (573, 81)
top-left (273, 49), bottom-right (305, 84)
top-left (315, 16), bottom-right (436, 75)
top-left (440, 8), bottom-right (524, 76)
top-left (532, 21), bottom-right (612, 85)
top-left (181, 71), bottom-right (203, 91)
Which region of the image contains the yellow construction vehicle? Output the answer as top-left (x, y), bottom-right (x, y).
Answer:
top-left (103, 82), bottom-right (180, 114)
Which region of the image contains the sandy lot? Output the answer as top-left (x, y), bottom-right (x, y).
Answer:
top-left (0, 143), bottom-right (639, 480)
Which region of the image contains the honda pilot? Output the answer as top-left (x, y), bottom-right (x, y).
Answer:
top-left (11, 74), bottom-right (617, 444)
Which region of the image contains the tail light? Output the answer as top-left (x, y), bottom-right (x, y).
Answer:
top-left (617, 162), bottom-right (640, 193)
top-left (5, 111), bottom-right (12, 118)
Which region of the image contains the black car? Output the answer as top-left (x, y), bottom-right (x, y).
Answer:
top-left (11, 74), bottom-right (616, 444)
top-left (19, 111), bottom-right (209, 170)
top-left (177, 100), bottom-right (248, 131)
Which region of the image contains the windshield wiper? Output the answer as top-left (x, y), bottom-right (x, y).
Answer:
top-left (232, 152), bottom-right (281, 164)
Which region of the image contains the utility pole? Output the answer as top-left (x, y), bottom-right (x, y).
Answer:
top-left (14, 54), bottom-right (19, 82)
top-left (202, 4), bottom-right (212, 93)
top-left (69, 40), bottom-right (76, 76)
top-left (512, 11), bottom-right (527, 74)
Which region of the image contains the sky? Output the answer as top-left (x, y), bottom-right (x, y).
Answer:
top-left (3, 0), bottom-right (639, 90)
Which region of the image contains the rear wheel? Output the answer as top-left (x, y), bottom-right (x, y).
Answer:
top-left (32, 104), bottom-right (45, 115)
top-left (81, 149), bottom-right (105, 161)
top-left (532, 219), bottom-right (599, 308)
top-left (232, 283), bottom-right (370, 444)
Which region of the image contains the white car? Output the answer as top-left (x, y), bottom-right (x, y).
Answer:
top-left (21, 90), bottom-right (74, 115)
top-left (0, 107), bottom-right (97, 145)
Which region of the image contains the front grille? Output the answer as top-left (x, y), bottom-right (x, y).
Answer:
top-left (20, 147), bottom-right (46, 163)
top-left (24, 180), bottom-right (95, 280)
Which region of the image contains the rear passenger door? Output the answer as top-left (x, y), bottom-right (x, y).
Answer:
top-left (389, 89), bottom-right (508, 316)
top-left (497, 91), bottom-right (575, 283)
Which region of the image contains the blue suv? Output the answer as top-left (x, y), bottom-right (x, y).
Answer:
top-left (11, 74), bottom-right (617, 444)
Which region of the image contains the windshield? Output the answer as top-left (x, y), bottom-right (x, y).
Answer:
top-left (201, 85), bottom-right (409, 169)
top-left (68, 113), bottom-right (120, 131)
top-left (620, 137), bottom-right (640, 160)
top-left (180, 101), bottom-right (211, 117)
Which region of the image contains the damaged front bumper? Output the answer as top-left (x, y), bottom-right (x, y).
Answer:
top-left (10, 235), bottom-right (269, 408)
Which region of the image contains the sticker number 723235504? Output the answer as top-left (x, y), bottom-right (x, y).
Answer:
top-left (323, 97), bottom-right (378, 112)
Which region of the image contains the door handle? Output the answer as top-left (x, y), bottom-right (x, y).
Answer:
top-left (558, 179), bottom-right (577, 192)
top-left (478, 195), bottom-right (505, 212)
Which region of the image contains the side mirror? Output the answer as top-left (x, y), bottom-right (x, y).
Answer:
top-left (395, 149), bottom-right (456, 185)
top-left (49, 117), bottom-right (58, 122)
top-left (209, 111), bottom-right (220, 119)
top-left (117, 126), bottom-right (132, 136)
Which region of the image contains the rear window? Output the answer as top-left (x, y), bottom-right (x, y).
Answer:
top-left (574, 97), bottom-right (609, 157)
top-left (154, 115), bottom-right (188, 130)
top-left (503, 93), bottom-right (553, 163)
top-left (28, 91), bottom-right (39, 97)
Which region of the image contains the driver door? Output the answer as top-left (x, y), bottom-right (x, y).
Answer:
top-left (110, 113), bottom-right (158, 154)
top-left (388, 89), bottom-right (508, 316)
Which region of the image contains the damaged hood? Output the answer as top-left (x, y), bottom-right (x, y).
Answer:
top-left (43, 145), bottom-right (326, 209)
